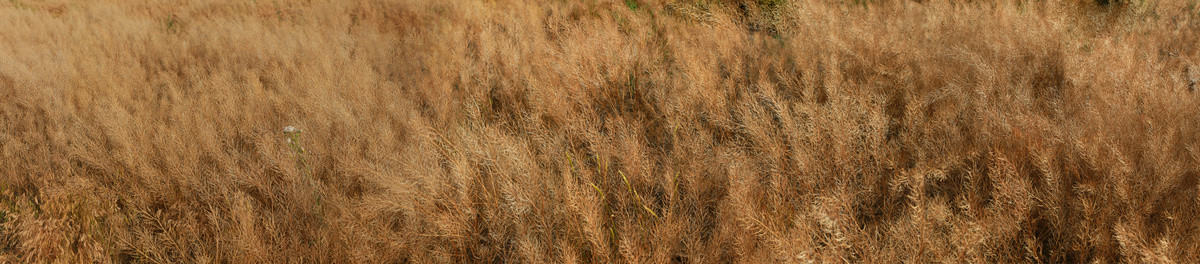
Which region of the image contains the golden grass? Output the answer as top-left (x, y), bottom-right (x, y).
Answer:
top-left (2, 0), bottom-right (1199, 262)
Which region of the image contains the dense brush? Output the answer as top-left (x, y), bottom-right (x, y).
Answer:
top-left (2, 0), bottom-right (1199, 262)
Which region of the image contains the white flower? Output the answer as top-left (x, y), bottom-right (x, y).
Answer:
top-left (284, 126), bottom-right (297, 133)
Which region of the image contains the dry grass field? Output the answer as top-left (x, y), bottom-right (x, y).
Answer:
top-left (2, 0), bottom-right (1200, 262)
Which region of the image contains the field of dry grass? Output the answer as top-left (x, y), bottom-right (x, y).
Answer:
top-left (2, 0), bottom-right (1200, 262)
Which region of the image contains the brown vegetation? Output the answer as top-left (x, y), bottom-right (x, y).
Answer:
top-left (2, 0), bottom-right (1200, 262)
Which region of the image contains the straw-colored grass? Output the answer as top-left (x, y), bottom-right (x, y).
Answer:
top-left (2, 0), bottom-right (1199, 262)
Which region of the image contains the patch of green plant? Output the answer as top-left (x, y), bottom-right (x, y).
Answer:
top-left (285, 126), bottom-right (323, 209)
top-left (9, 0), bottom-right (29, 10)
top-left (624, 0), bottom-right (639, 10)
